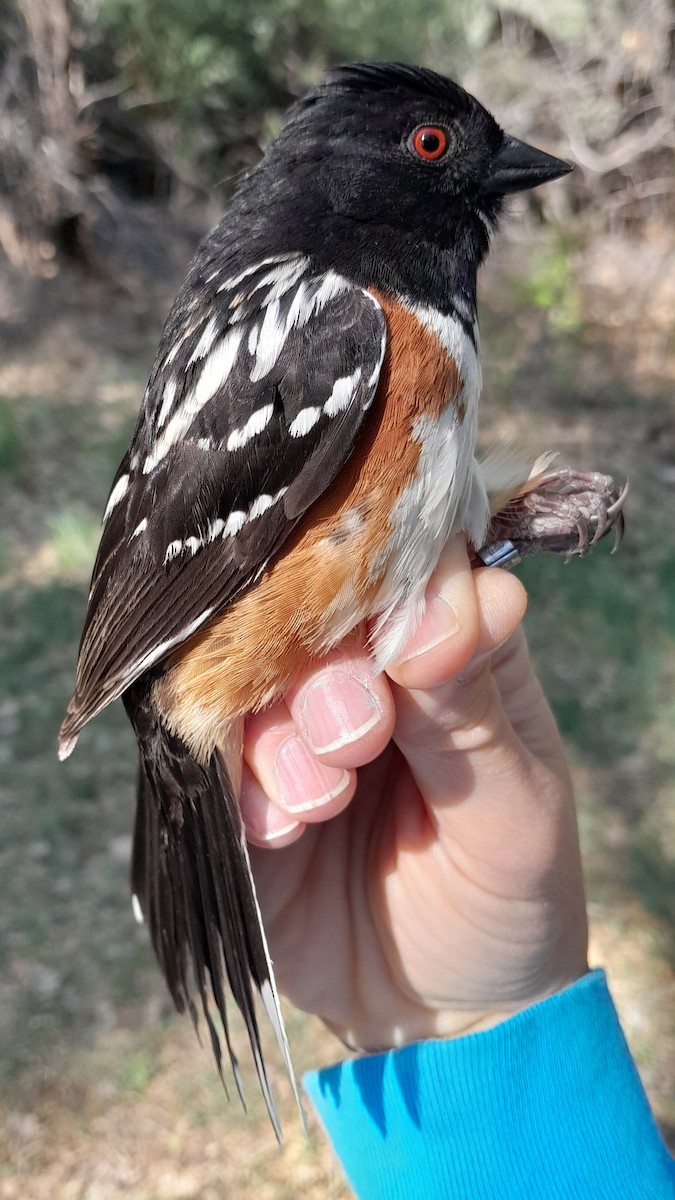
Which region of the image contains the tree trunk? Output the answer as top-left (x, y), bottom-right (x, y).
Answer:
top-left (0, 0), bottom-right (85, 272)
top-left (20, 0), bottom-right (81, 223)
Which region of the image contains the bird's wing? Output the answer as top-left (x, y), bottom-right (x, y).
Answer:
top-left (60, 257), bottom-right (386, 752)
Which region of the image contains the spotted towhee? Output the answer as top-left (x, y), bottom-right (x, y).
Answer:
top-left (59, 62), bottom-right (626, 1133)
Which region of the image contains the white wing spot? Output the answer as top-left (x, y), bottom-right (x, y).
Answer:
top-left (285, 271), bottom-right (349, 333)
top-left (324, 367), bottom-right (362, 417)
top-left (248, 487), bottom-right (287, 521)
top-left (312, 272), bottom-right (349, 311)
top-left (227, 258), bottom-right (310, 317)
top-left (208, 517), bottom-right (225, 540)
top-left (164, 319), bottom-right (199, 367)
top-left (164, 540), bottom-right (182, 564)
top-left (285, 268), bottom-right (345, 333)
top-left (250, 299), bottom-right (286, 382)
top-left (224, 510), bottom-right (247, 537)
top-left (144, 328), bottom-right (244, 472)
top-left (226, 402), bottom-right (274, 451)
top-left (185, 536), bottom-right (201, 556)
top-left (289, 406), bottom-right (322, 437)
top-left (131, 518), bottom-right (148, 538)
top-left (156, 378), bottom-right (178, 429)
top-left (189, 316), bottom-right (218, 363)
top-left (104, 474), bottom-right (129, 520)
top-left (255, 257), bottom-right (309, 304)
top-left (217, 254), bottom-right (297, 294)
top-left (195, 331), bottom-right (244, 408)
top-left (285, 280), bottom-right (311, 330)
top-left (249, 493), bottom-right (275, 520)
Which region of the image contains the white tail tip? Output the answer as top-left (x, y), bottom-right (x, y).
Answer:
top-left (58, 733), bottom-right (78, 761)
top-left (131, 894), bottom-right (144, 925)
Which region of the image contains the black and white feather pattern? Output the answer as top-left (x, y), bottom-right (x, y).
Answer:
top-left (59, 253), bottom-right (388, 1134)
top-left (61, 257), bottom-right (386, 746)
top-left (125, 684), bottom-right (296, 1138)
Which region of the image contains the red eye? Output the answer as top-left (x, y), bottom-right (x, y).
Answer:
top-left (410, 126), bottom-right (449, 161)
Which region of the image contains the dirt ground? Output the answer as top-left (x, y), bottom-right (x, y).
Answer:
top-left (1, 213), bottom-right (674, 1196)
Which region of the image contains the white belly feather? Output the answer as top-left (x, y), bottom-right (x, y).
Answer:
top-left (371, 303), bottom-right (489, 669)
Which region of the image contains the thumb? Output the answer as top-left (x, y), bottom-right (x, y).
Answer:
top-left (384, 537), bottom-right (527, 693)
top-left (382, 538), bottom-right (530, 822)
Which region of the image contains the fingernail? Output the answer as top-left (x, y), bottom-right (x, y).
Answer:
top-left (396, 593), bottom-right (460, 663)
top-left (239, 769), bottom-right (304, 843)
top-left (274, 735), bottom-right (351, 814)
top-left (299, 670), bottom-right (381, 754)
top-left (257, 818), bottom-right (302, 844)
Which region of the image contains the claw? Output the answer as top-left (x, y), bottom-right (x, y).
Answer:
top-left (606, 479), bottom-right (630, 520)
top-left (606, 479), bottom-right (629, 553)
top-left (590, 504), bottom-right (607, 547)
top-left (611, 509), bottom-right (625, 554)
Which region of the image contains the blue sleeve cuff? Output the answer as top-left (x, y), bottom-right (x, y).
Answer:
top-left (304, 969), bottom-right (675, 1199)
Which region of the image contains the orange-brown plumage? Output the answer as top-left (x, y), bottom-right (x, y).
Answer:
top-left (155, 295), bottom-right (463, 761)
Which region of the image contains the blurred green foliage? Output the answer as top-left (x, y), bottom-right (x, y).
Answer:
top-left (77, 0), bottom-right (466, 178)
top-left (0, 402), bottom-right (22, 479)
top-left (47, 507), bottom-right (102, 578)
top-left (515, 236), bottom-right (583, 331)
top-left (89, 0), bottom-right (465, 102)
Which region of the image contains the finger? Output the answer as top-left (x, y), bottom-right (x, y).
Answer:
top-left (383, 538), bottom-right (481, 691)
top-left (286, 643), bottom-right (396, 769)
top-left (388, 559), bottom-right (529, 801)
top-left (390, 565), bottom-right (562, 857)
top-left (473, 566), bottom-right (528, 663)
top-left (239, 763), bottom-right (307, 848)
top-left (244, 701), bottom-right (357, 823)
top-left (490, 625), bottom-right (571, 775)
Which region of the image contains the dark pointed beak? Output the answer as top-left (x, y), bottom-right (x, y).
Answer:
top-left (482, 135), bottom-right (573, 196)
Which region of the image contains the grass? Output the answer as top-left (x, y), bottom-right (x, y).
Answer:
top-left (0, 238), bottom-right (673, 1194)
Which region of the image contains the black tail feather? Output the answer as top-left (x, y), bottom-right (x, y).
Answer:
top-left (126, 685), bottom-right (302, 1137)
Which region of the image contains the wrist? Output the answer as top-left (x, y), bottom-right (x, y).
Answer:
top-left (324, 960), bottom-right (591, 1054)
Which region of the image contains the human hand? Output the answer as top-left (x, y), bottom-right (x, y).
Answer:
top-left (240, 539), bottom-right (589, 1052)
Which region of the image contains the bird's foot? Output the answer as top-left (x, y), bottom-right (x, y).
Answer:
top-left (476, 468), bottom-right (629, 566)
